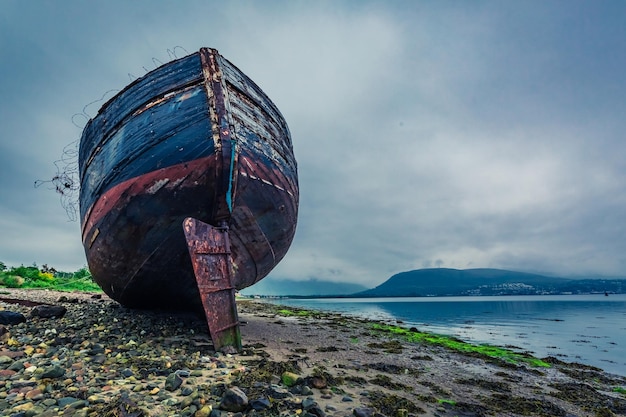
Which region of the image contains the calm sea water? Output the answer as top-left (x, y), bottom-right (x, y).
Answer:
top-left (263, 294), bottom-right (626, 376)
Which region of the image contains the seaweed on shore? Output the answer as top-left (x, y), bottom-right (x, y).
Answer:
top-left (315, 345), bottom-right (342, 352)
top-left (449, 401), bottom-right (489, 417)
top-left (366, 362), bottom-right (422, 377)
top-left (493, 370), bottom-right (522, 382)
top-left (344, 375), bottom-right (368, 386)
top-left (277, 308), bottom-right (314, 318)
top-left (550, 382), bottom-right (626, 415)
top-left (236, 358), bottom-right (301, 386)
top-left (455, 377), bottom-right (511, 393)
top-left (478, 393), bottom-right (567, 416)
top-left (419, 380), bottom-right (452, 397)
top-left (549, 360), bottom-right (626, 385)
top-left (371, 323), bottom-right (551, 368)
top-left (410, 354), bottom-right (433, 361)
top-left (367, 340), bottom-right (404, 354)
top-left (370, 374), bottom-right (413, 391)
top-left (307, 365), bottom-right (344, 388)
top-left (367, 390), bottom-right (425, 415)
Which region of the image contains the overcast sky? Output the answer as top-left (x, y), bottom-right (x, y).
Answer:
top-left (2, 1), bottom-right (626, 286)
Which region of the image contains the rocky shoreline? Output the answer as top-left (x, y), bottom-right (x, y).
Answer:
top-left (1, 288), bottom-right (626, 417)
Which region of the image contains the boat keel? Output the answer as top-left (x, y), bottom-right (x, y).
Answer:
top-left (183, 217), bottom-right (242, 352)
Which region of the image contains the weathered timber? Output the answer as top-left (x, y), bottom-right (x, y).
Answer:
top-left (79, 48), bottom-right (298, 350)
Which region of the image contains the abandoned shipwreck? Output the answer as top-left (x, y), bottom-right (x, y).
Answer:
top-left (78, 48), bottom-right (299, 349)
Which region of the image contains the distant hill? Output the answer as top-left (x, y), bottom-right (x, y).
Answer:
top-left (355, 268), bottom-right (626, 297)
top-left (240, 268), bottom-right (626, 298)
top-left (240, 278), bottom-right (368, 297)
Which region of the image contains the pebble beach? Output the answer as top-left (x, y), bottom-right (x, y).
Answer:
top-left (1, 288), bottom-right (626, 417)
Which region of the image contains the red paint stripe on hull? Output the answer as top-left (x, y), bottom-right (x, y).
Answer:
top-left (82, 155), bottom-right (216, 244)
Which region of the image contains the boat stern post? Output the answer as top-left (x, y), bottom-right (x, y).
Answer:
top-left (182, 217), bottom-right (242, 352)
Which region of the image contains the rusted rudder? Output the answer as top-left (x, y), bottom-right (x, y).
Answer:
top-left (183, 217), bottom-right (242, 352)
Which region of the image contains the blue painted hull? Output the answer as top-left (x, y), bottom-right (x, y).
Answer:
top-left (79, 48), bottom-right (298, 310)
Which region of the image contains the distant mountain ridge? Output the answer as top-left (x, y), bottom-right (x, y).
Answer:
top-left (241, 278), bottom-right (368, 297)
top-left (356, 268), bottom-right (626, 297)
top-left (241, 268), bottom-right (626, 297)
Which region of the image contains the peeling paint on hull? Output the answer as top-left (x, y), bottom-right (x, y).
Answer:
top-left (79, 48), bottom-right (298, 311)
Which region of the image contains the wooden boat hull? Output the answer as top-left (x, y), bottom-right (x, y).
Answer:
top-left (79, 48), bottom-right (298, 311)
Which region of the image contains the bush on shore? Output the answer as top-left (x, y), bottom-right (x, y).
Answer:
top-left (0, 261), bottom-right (101, 292)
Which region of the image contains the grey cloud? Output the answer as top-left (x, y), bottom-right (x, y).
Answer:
top-left (1, 1), bottom-right (625, 285)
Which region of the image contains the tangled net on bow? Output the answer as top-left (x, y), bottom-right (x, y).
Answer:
top-left (34, 141), bottom-right (80, 221)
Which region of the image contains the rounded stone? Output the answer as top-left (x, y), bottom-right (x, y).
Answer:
top-left (281, 371), bottom-right (300, 387)
top-left (40, 365), bottom-right (65, 379)
top-left (57, 396), bottom-right (80, 407)
top-left (219, 386), bottom-right (248, 412)
top-left (164, 372), bottom-right (183, 391)
top-left (195, 405), bottom-right (213, 417)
